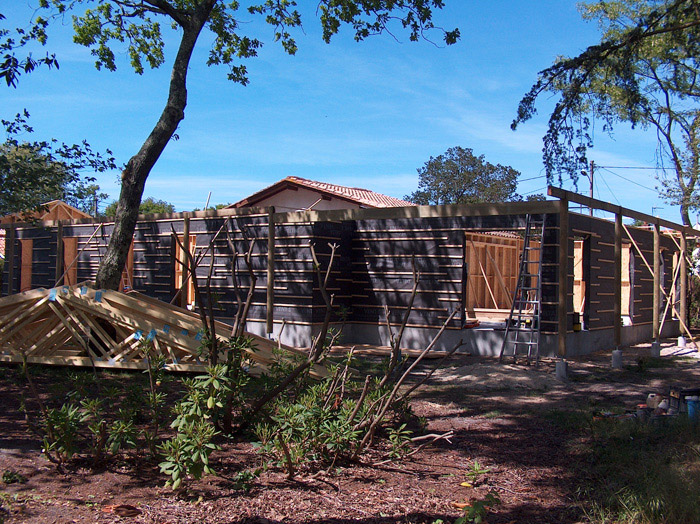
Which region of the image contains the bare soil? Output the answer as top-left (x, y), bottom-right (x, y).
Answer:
top-left (2, 338), bottom-right (700, 524)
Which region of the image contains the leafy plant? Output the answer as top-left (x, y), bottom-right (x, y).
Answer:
top-left (465, 460), bottom-right (491, 485)
top-left (455, 492), bottom-right (500, 524)
top-left (388, 423), bottom-right (413, 459)
top-left (107, 420), bottom-right (138, 454)
top-left (158, 365), bottom-right (228, 489)
top-left (80, 398), bottom-right (107, 463)
top-left (158, 420), bottom-right (219, 490)
top-left (143, 342), bottom-right (168, 454)
top-left (231, 468), bottom-right (262, 492)
top-left (1, 470), bottom-right (27, 485)
top-left (253, 369), bottom-right (364, 476)
top-left (41, 403), bottom-right (82, 463)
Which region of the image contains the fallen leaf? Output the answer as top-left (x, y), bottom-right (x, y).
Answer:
top-left (460, 482), bottom-right (473, 487)
top-left (451, 501), bottom-right (471, 509)
top-left (101, 504), bottom-right (142, 517)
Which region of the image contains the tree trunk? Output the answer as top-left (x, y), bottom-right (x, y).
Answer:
top-left (95, 3), bottom-right (214, 289)
top-left (681, 201), bottom-right (691, 227)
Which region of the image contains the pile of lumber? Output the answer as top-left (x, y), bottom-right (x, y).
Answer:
top-left (0, 283), bottom-right (325, 377)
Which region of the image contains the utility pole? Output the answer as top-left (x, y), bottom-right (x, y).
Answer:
top-left (589, 160), bottom-right (594, 217)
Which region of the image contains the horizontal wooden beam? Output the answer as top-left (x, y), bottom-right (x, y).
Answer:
top-left (0, 205), bottom-right (273, 229)
top-left (2, 198), bottom-right (564, 231)
top-left (276, 200), bottom-right (561, 224)
top-left (548, 186), bottom-right (700, 236)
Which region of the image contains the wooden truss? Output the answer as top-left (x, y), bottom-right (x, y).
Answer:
top-left (0, 283), bottom-right (326, 377)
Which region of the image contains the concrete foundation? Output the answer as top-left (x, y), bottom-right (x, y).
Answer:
top-left (243, 319), bottom-right (682, 358)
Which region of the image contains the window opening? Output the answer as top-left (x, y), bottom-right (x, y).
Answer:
top-left (119, 240), bottom-right (135, 291)
top-left (174, 234), bottom-right (197, 308)
top-left (573, 236), bottom-right (591, 330)
top-left (63, 237), bottom-right (79, 286)
top-left (20, 238), bottom-right (33, 292)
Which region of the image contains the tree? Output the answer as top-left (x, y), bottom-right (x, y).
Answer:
top-left (13, 1), bottom-right (459, 290)
top-left (513, 0), bottom-right (700, 225)
top-left (0, 112), bottom-right (113, 217)
top-left (405, 146), bottom-right (521, 205)
top-left (103, 196), bottom-right (175, 218)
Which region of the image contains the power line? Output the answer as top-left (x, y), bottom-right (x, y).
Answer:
top-left (523, 186), bottom-right (548, 196)
top-left (600, 167), bottom-right (657, 192)
top-left (519, 174), bottom-right (547, 182)
top-left (597, 170), bottom-right (622, 206)
top-left (596, 165), bottom-right (674, 170)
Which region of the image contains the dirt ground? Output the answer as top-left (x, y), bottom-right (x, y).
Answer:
top-left (1, 337), bottom-right (699, 524)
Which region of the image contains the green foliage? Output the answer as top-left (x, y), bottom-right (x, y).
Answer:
top-left (192, 203), bottom-right (232, 211)
top-left (514, 0), bottom-right (700, 223)
top-left (41, 403), bottom-right (82, 462)
top-left (0, 113), bottom-right (112, 217)
top-left (387, 423), bottom-right (413, 459)
top-left (159, 365), bottom-right (229, 489)
top-left (29, 1), bottom-right (458, 85)
top-left (107, 419), bottom-right (138, 454)
top-left (158, 419), bottom-right (219, 490)
top-left (465, 460), bottom-right (491, 485)
top-left (0, 12), bottom-right (58, 87)
top-left (254, 378), bottom-right (363, 472)
top-left (405, 146), bottom-right (522, 205)
top-left (231, 467), bottom-right (262, 492)
top-left (454, 492), bottom-right (500, 524)
top-left (1, 470), bottom-right (27, 485)
top-left (80, 398), bottom-right (107, 460)
top-left (103, 196), bottom-right (175, 218)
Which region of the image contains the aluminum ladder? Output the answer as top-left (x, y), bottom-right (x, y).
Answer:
top-left (499, 214), bottom-right (546, 365)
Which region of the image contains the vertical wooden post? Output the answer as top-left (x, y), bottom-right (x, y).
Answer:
top-left (680, 232), bottom-right (687, 329)
top-left (558, 199), bottom-right (569, 357)
top-left (6, 224), bottom-right (15, 295)
top-left (653, 222), bottom-right (660, 342)
top-left (614, 213), bottom-right (622, 349)
top-left (55, 221), bottom-right (64, 286)
top-left (181, 214), bottom-right (190, 309)
top-left (266, 207), bottom-right (276, 334)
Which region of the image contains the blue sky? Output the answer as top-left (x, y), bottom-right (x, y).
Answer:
top-left (2, 1), bottom-right (684, 224)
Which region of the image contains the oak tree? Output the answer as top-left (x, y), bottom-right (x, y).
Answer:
top-left (405, 146), bottom-right (521, 205)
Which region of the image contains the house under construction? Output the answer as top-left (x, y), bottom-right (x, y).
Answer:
top-left (1, 186), bottom-right (696, 365)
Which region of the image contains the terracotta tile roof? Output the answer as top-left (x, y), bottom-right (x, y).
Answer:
top-left (287, 177), bottom-right (415, 208)
top-left (232, 176), bottom-right (415, 209)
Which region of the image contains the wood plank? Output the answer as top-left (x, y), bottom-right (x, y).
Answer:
top-left (558, 199), bottom-right (569, 356)
top-left (277, 200), bottom-right (560, 224)
top-left (653, 223), bottom-right (660, 342)
top-left (0, 297), bottom-right (51, 348)
top-left (549, 186), bottom-right (699, 235)
top-left (55, 222), bottom-right (63, 284)
top-left (267, 206), bottom-right (275, 333)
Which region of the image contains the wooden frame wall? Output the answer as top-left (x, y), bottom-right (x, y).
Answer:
top-left (3, 191), bottom-right (695, 356)
top-left (550, 187), bottom-right (699, 351)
